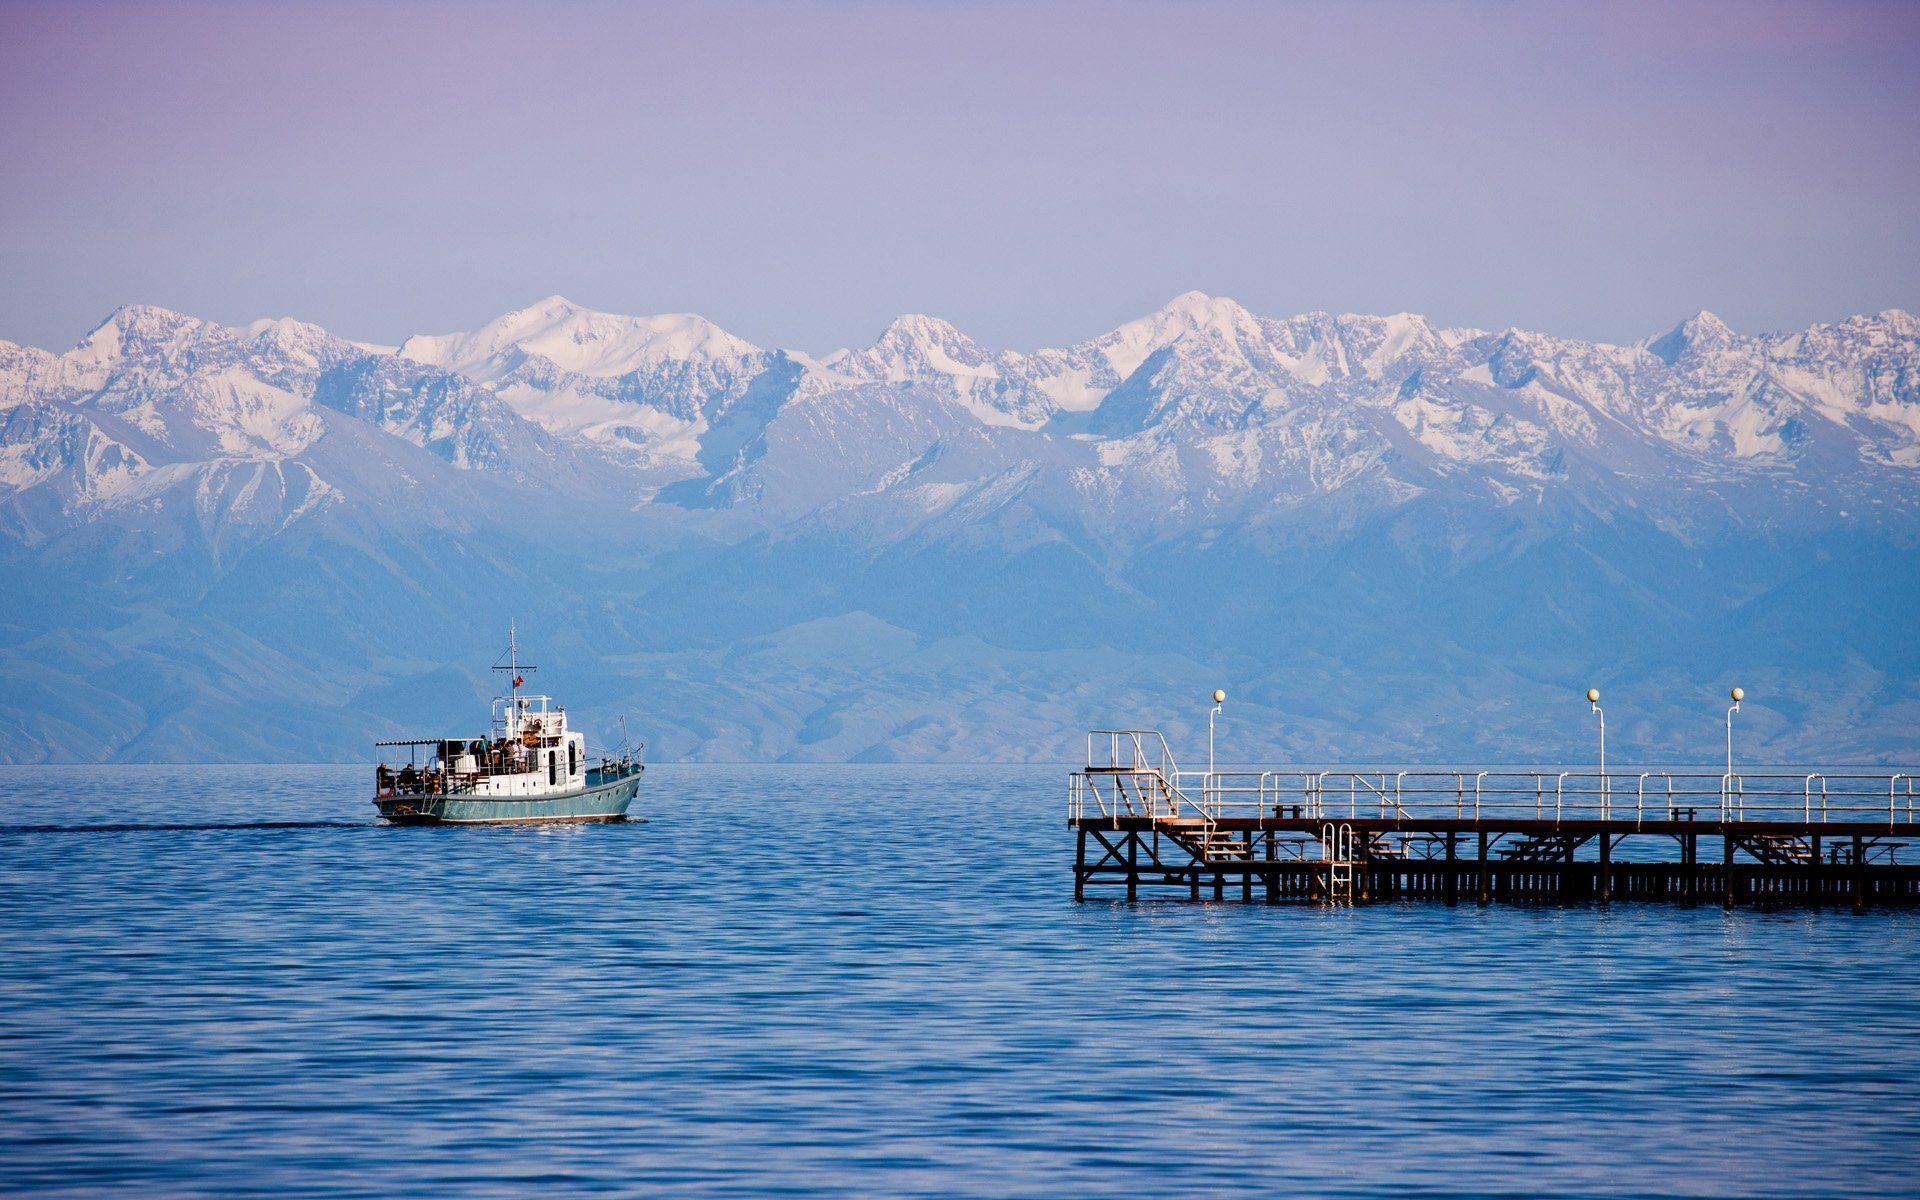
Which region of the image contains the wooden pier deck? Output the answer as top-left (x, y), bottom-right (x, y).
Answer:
top-left (1069, 731), bottom-right (1920, 908)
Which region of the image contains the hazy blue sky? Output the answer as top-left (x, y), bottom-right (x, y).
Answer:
top-left (2, 0), bottom-right (1915, 354)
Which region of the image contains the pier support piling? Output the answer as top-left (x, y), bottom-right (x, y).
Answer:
top-left (1854, 835), bottom-right (1866, 912)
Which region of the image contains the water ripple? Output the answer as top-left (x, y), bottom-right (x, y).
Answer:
top-left (1, 763), bottom-right (1916, 1197)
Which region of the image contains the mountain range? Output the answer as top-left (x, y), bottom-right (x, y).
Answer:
top-left (3, 292), bottom-right (1917, 765)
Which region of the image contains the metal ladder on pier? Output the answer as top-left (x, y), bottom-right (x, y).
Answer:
top-left (1322, 822), bottom-right (1356, 901)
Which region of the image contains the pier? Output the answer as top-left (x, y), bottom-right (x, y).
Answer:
top-left (1069, 731), bottom-right (1920, 907)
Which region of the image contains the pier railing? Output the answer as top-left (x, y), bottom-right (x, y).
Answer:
top-left (1071, 742), bottom-right (1918, 830)
top-left (1077, 730), bottom-right (1212, 827)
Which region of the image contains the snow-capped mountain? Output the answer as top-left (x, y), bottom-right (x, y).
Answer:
top-left (6, 291), bottom-right (1917, 554)
top-left (365, 290), bottom-right (1920, 542)
top-left (2, 292), bottom-right (1917, 765)
top-left (0, 302), bottom-right (624, 556)
top-left (399, 296), bottom-right (781, 474)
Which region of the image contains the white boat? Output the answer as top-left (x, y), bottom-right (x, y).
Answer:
top-left (372, 627), bottom-right (643, 824)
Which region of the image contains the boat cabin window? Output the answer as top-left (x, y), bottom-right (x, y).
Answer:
top-left (548, 752), bottom-right (558, 786)
top-left (569, 742), bottom-right (578, 777)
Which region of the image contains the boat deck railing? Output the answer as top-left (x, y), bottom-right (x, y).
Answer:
top-left (585, 756), bottom-right (643, 787)
top-left (377, 752), bottom-right (642, 799)
top-left (374, 769), bottom-right (479, 798)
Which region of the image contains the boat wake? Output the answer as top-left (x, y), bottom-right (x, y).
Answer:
top-left (0, 820), bottom-right (375, 834)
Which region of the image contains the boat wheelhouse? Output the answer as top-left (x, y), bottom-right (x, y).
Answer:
top-left (372, 627), bottom-right (643, 825)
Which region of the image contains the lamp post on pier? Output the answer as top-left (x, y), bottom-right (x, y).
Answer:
top-left (1587, 689), bottom-right (1606, 815)
top-left (1208, 689), bottom-right (1226, 781)
top-left (1726, 687), bottom-right (1744, 777)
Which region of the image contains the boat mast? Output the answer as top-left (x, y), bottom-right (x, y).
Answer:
top-left (494, 620), bottom-right (537, 736)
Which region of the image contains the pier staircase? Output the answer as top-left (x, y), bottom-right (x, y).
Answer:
top-left (1740, 834), bottom-right (1814, 865)
top-left (1092, 762), bottom-right (1181, 818)
top-left (1154, 821), bottom-right (1252, 865)
top-left (1363, 833), bottom-right (1407, 860)
top-left (1499, 833), bottom-right (1584, 863)
top-left (1175, 824), bottom-right (1402, 866)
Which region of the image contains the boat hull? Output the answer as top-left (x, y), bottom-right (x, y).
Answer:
top-left (373, 770), bottom-right (642, 825)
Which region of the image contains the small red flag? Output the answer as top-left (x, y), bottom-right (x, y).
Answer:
top-left (513, 675), bottom-right (524, 687)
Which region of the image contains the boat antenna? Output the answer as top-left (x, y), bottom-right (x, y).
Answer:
top-left (493, 619), bottom-right (537, 713)
top-left (617, 713), bottom-right (632, 760)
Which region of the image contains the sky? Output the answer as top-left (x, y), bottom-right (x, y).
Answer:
top-left (1, 0), bottom-right (1916, 355)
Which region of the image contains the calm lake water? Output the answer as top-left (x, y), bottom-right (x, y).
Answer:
top-left (2, 764), bottom-right (1916, 1198)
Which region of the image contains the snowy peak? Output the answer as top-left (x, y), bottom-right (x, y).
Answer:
top-left (1854, 308), bottom-right (1920, 340)
top-left (1485, 328), bottom-right (1551, 388)
top-left (1153, 290), bottom-right (1260, 333)
top-left (401, 296), bottom-right (763, 383)
top-left (875, 313), bottom-right (985, 358)
top-left (800, 313), bottom-right (1063, 430)
top-left (67, 304), bottom-right (210, 368)
top-left (1098, 291), bottom-right (1265, 378)
top-left (398, 296), bottom-right (788, 438)
top-left (1646, 310), bottom-right (1738, 365)
top-left (843, 313), bottom-right (995, 382)
top-left (244, 315), bottom-right (338, 348)
top-left (49, 305), bottom-right (363, 401)
top-left (1776, 309), bottom-right (1920, 365)
top-left (1331, 312), bottom-right (1450, 371)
